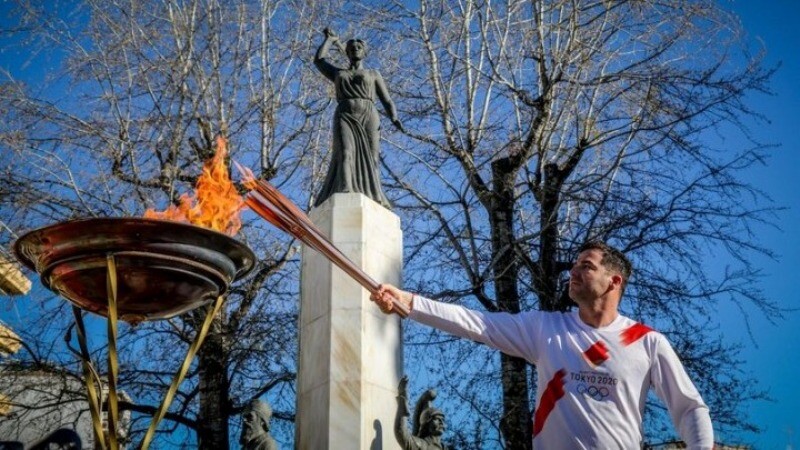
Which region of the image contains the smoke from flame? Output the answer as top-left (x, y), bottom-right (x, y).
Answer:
top-left (144, 137), bottom-right (243, 236)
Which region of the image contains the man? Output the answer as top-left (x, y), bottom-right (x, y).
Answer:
top-left (371, 241), bottom-right (714, 449)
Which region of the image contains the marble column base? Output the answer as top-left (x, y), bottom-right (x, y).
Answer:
top-left (296, 193), bottom-right (403, 449)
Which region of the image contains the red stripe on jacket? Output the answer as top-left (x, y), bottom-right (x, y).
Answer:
top-left (533, 369), bottom-right (567, 436)
top-left (620, 323), bottom-right (653, 346)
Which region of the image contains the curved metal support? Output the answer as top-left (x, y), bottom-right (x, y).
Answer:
top-left (140, 295), bottom-right (225, 449)
top-left (106, 254), bottom-right (120, 450)
top-left (72, 307), bottom-right (107, 450)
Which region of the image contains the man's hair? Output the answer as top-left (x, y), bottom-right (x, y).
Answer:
top-left (579, 241), bottom-right (633, 289)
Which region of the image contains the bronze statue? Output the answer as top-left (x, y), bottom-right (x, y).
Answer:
top-left (239, 400), bottom-right (277, 450)
top-left (313, 27), bottom-right (403, 209)
top-left (395, 376), bottom-right (447, 450)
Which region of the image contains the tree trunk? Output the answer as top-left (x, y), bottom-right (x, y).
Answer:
top-left (499, 353), bottom-right (532, 450)
top-left (490, 162), bottom-right (532, 450)
top-left (537, 163), bottom-right (570, 312)
top-left (196, 315), bottom-right (230, 450)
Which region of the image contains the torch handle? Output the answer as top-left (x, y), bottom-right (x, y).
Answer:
top-left (295, 219), bottom-right (410, 318)
top-left (244, 192), bottom-right (409, 318)
top-left (329, 254), bottom-right (410, 318)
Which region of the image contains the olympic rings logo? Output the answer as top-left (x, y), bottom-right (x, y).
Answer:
top-left (577, 384), bottom-right (610, 400)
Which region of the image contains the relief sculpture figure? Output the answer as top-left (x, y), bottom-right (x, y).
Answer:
top-left (313, 27), bottom-right (403, 209)
top-left (394, 376), bottom-right (447, 450)
top-left (239, 399), bottom-right (277, 450)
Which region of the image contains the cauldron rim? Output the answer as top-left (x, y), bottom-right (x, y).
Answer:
top-left (13, 217), bottom-right (256, 321)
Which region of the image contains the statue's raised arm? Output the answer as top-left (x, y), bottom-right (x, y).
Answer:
top-left (314, 27), bottom-right (342, 82)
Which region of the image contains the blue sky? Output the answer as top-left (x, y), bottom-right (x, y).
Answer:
top-left (1, 1), bottom-right (798, 448)
top-left (713, 1), bottom-right (800, 449)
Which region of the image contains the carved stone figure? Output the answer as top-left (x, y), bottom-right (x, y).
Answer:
top-left (395, 376), bottom-right (447, 450)
top-left (313, 27), bottom-right (403, 209)
top-left (239, 400), bottom-right (277, 450)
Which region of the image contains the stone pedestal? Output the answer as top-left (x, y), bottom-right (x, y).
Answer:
top-left (296, 194), bottom-right (403, 450)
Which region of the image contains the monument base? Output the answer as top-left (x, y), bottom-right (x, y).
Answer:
top-left (296, 193), bottom-right (403, 449)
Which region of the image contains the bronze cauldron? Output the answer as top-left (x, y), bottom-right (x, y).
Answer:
top-left (14, 217), bottom-right (255, 322)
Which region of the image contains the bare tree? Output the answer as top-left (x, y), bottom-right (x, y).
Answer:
top-left (1, 0), bottom-right (779, 448)
top-left (342, 0), bottom-right (776, 448)
top-left (0, 0), bottom-right (339, 447)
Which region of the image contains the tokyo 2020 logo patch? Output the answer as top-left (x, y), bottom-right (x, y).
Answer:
top-left (577, 384), bottom-right (610, 400)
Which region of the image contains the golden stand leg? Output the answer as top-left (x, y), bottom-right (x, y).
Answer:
top-left (73, 254), bottom-right (122, 450)
top-left (71, 254), bottom-right (225, 450)
top-left (139, 294), bottom-right (225, 449)
top-left (73, 306), bottom-right (108, 450)
top-left (106, 255), bottom-right (121, 449)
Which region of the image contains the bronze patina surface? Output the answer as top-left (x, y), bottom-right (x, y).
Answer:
top-left (14, 217), bottom-right (255, 322)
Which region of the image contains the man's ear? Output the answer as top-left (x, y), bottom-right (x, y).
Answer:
top-left (610, 274), bottom-right (623, 291)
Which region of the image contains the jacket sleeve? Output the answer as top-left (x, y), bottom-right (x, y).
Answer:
top-left (649, 335), bottom-right (714, 450)
top-left (409, 295), bottom-right (541, 363)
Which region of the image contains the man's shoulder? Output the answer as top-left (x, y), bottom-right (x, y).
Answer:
top-left (520, 308), bottom-right (573, 330)
top-left (616, 316), bottom-right (668, 346)
top-left (521, 308), bottom-right (572, 323)
top-left (532, 308), bottom-right (572, 317)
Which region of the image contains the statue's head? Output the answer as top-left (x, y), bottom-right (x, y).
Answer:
top-left (345, 39), bottom-right (368, 62)
top-left (418, 407), bottom-right (446, 438)
top-left (240, 399), bottom-right (272, 444)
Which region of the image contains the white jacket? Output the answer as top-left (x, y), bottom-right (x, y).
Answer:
top-left (409, 296), bottom-right (714, 450)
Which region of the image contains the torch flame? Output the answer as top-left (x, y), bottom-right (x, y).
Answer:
top-left (144, 137), bottom-right (243, 236)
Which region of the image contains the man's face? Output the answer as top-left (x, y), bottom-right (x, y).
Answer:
top-left (569, 249), bottom-right (619, 303)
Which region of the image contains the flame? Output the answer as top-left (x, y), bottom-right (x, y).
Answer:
top-left (144, 137), bottom-right (243, 236)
